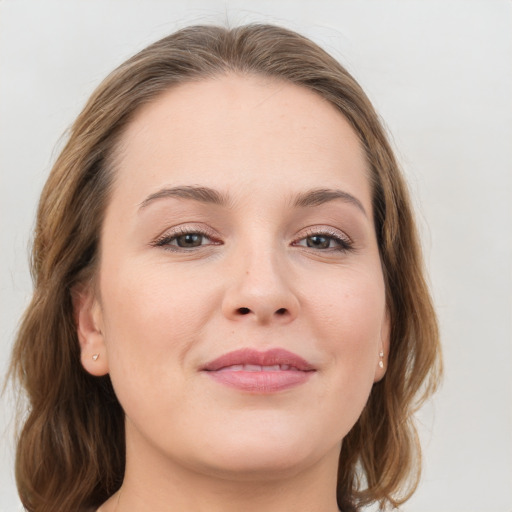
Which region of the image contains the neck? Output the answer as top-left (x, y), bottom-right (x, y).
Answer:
top-left (102, 425), bottom-right (342, 512)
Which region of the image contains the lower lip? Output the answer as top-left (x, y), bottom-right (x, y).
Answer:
top-left (204, 369), bottom-right (313, 393)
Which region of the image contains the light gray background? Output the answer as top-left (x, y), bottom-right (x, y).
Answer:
top-left (1, 1), bottom-right (511, 511)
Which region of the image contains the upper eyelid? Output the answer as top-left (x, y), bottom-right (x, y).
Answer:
top-left (155, 223), bottom-right (218, 238)
top-left (294, 226), bottom-right (352, 243)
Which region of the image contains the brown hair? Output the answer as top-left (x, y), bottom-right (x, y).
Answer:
top-left (9, 24), bottom-right (442, 512)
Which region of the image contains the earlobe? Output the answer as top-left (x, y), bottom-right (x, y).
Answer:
top-left (374, 309), bottom-right (391, 383)
top-left (73, 285), bottom-right (109, 377)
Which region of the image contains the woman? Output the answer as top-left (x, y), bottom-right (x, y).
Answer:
top-left (9, 24), bottom-right (442, 512)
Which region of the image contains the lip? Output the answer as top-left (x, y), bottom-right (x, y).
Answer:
top-left (201, 348), bottom-right (316, 393)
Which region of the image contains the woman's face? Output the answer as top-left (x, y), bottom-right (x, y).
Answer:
top-left (78, 75), bottom-right (389, 480)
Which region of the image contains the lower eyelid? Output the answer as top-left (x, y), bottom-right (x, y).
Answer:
top-left (298, 238), bottom-right (349, 249)
top-left (158, 234), bottom-right (215, 247)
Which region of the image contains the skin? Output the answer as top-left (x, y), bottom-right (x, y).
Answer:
top-left (76, 74), bottom-right (389, 512)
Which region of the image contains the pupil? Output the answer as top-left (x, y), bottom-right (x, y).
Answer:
top-left (307, 235), bottom-right (329, 249)
top-left (177, 234), bottom-right (202, 247)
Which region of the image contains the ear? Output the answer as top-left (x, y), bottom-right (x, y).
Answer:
top-left (73, 284), bottom-right (109, 376)
top-left (374, 308), bottom-right (391, 383)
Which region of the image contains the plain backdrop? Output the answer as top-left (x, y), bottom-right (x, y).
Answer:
top-left (1, 1), bottom-right (511, 511)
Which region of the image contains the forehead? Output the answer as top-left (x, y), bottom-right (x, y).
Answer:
top-left (111, 74), bottom-right (371, 209)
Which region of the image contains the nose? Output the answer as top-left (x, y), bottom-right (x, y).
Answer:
top-left (221, 248), bottom-right (300, 325)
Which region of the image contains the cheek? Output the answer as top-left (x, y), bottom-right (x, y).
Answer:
top-left (102, 258), bottom-right (211, 335)
top-left (307, 267), bottom-right (385, 411)
top-left (310, 265), bottom-right (385, 346)
top-left (98, 260), bottom-right (216, 399)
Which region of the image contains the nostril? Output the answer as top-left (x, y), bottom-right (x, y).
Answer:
top-left (276, 308), bottom-right (287, 316)
top-left (238, 307), bottom-right (251, 315)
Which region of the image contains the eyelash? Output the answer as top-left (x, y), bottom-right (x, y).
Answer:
top-left (151, 226), bottom-right (353, 253)
top-left (151, 226), bottom-right (221, 252)
top-left (291, 227), bottom-right (353, 253)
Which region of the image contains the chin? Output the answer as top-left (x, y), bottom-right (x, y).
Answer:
top-left (185, 417), bottom-right (340, 480)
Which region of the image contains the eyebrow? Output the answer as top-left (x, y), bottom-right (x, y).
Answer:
top-left (138, 185), bottom-right (228, 210)
top-left (292, 188), bottom-right (367, 216)
top-left (138, 185), bottom-right (367, 217)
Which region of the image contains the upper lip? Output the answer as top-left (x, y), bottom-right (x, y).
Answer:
top-left (201, 348), bottom-right (316, 372)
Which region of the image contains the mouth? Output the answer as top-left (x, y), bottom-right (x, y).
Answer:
top-left (201, 348), bottom-right (316, 393)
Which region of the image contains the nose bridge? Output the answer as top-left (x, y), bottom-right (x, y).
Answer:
top-left (222, 234), bottom-right (299, 324)
top-left (241, 243), bottom-right (284, 294)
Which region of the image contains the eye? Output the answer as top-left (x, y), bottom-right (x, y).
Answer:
top-left (172, 233), bottom-right (207, 248)
top-left (152, 227), bottom-right (221, 251)
top-left (304, 235), bottom-right (337, 249)
top-left (293, 229), bottom-right (353, 252)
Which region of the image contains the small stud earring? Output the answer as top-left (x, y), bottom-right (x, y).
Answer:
top-left (92, 354), bottom-right (100, 361)
top-left (378, 350), bottom-right (384, 369)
